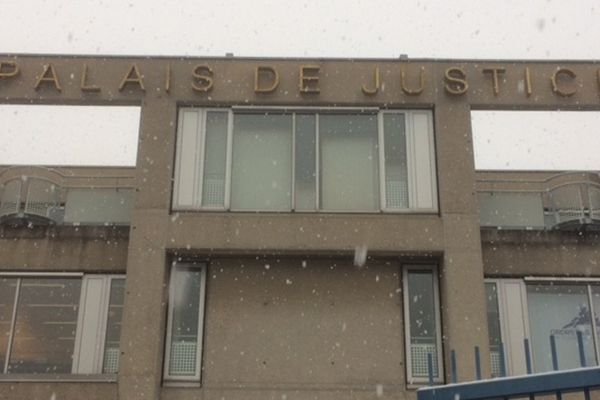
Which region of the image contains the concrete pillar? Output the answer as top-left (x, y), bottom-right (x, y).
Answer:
top-left (434, 100), bottom-right (491, 382)
top-left (118, 98), bottom-right (177, 399)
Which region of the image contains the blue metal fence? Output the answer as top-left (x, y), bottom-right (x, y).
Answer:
top-left (418, 332), bottom-right (600, 400)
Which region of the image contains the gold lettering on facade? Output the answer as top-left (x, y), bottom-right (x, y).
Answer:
top-left (361, 67), bottom-right (380, 95)
top-left (0, 61), bottom-right (20, 80)
top-left (191, 64), bottom-right (214, 92)
top-left (524, 67), bottom-right (533, 97)
top-left (444, 67), bottom-right (468, 95)
top-left (400, 67), bottom-right (425, 95)
top-left (119, 64), bottom-right (145, 91)
top-left (165, 64), bottom-right (171, 93)
top-left (299, 65), bottom-right (320, 94)
top-left (254, 66), bottom-right (279, 93)
top-left (482, 67), bottom-right (506, 96)
top-left (551, 68), bottom-right (577, 97)
top-left (80, 63), bottom-right (101, 93)
top-left (34, 64), bottom-right (62, 92)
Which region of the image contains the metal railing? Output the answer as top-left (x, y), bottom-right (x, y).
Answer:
top-left (0, 177), bottom-right (61, 223)
top-left (545, 183), bottom-right (600, 226)
top-left (478, 181), bottom-right (600, 229)
top-left (0, 176), bottom-right (133, 226)
top-left (418, 332), bottom-right (600, 400)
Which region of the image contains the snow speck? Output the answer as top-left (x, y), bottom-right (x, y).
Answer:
top-left (376, 384), bottom-right (384, 397)
top-left (354, 244), bottom-right (367, 267)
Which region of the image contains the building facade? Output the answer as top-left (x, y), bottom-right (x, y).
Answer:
top-left (0, 55), bottom-right (599, 400)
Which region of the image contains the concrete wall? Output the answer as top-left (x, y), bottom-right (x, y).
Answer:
top-left (0, 225), bottom-right (128, 272)
top-left (2, 54), bottom-right (600, 399)
top-left (481, 229), bottom-right (600, 277)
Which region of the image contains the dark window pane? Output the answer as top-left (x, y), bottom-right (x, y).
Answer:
top-left (102, 278), bottom-right (125, 374)
top-left (407, 269), bottom-right (439, 377)
top-left (8, 278), bottom-right (81, 374)
top-left (319, 114), bottom-right (379, 210)
top-left (168, 267), bottom-right (203, 376)
top-left (0, 278), bottom-right (17, 371)
top-left (527, 284), bottom-right (596, 372)
top-left (485, 282), bottom-right (503, 376)
top-left (294, 114), bottom-right (316, 210)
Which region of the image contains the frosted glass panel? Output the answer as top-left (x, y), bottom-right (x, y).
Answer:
top-left (202, 112), bottom-right (228, 207)
top-left (319, 114), bottom-right (379, 210)
top-left (231, 114), bottom-right (293, 210)
top-left (294, 114), bottom-right (316, 210)
top-left (383, 113), bottom-right (408, 208)
top-left (174, 110), bottom-right (201, 207)
top-left (527, 284), bottom-right (596, 372)
top-left (102, 279), bottom-right (125, 374)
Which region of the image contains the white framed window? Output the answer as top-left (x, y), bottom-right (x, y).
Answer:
top-left (163, 262), bottom-right (207, 383)
top-left (403, 265), bottom-right (444, 384)
top-left (0, 273), bottom-right (125, 375)
top-left (173, 108), bottom-right (437, 213)
top-left (486, 278), bottom-right (600, 376)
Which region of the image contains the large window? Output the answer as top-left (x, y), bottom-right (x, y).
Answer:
top-left (486, 279), bottom-right (600, 376)
top-left (173, 108), bottom-right (437, 212)
top-left (403, 265), bottom-right (443, 384)
top-left (163, 263), bottom-right (207, 382)
top-left (0, 274), bottom-right (125, 375)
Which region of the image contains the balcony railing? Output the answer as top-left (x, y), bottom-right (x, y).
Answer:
top-left (478, 172), bottom-right (600, 230)
top-left (0, 175), bottom-right (133, 226)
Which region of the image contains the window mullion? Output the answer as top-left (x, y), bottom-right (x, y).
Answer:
top-left (3, 278), bottom-right (21, 374)
top-left (195, 266), bottom-right (207, 382)
top-left (406, 111), bottom-right (417, 209)
top-left (291, 113), bottom-right (296, 211)
top-left (315, 113), bottom-right (320, 210)
top-left (224, 110), bottom-right (234, 210)
top-left (377, 112), bottom-right (386, 211)
top-left (196, 111), bottom-right (206, 207)
top-left (95, 277), bottom-right (112, 373)
top-left (163, 266), bottom-right (177, 381)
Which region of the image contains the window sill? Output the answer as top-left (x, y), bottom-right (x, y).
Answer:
top-left (0, 374), bottom-right (117, 383)
top-left (163, 380), bottom-right (201, 388)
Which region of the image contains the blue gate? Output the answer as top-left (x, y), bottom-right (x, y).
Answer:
top-left (417, 331), bottom-right (600, 400)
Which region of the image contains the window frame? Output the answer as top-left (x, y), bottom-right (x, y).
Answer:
top-left (0, 272), bottom-right (125, 378)
top-left (72, 275), bottom-right (125, 375)
top-left (402, 264), bottom-right (444, 385)
top-left (486, 277), bottom-right (600, 375)
top-left (172, 107), bottom-right (437, 213)
top-left (163, 262), bottom-right (208, 383)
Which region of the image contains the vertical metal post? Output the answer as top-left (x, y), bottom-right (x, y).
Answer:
top-left (524, 338), bottom-right (532, 374)
top-left (576, 328), bottom-right (592, 400)
top-left (474, 345), bottom-right (482, 380)
top-left (427, 353), bottom-right (434, 385)
top-left (450, 350), bottom-right (457, 383)
top-left (577, 330), bottom-right (587, 367)
top-left (499, 342), bottom-right (507, 377)
top-left (550, 334), bottom-right (562, 400)
top-left (523, 339), bottom-right (534, 400)
top-left (550, 334), bottom-right (559, 371)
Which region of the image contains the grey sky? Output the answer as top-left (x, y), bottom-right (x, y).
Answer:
top-left (2, 0), bottom-right (600, 59)
top-left (1, 0), bottom-right (599, 169)
top-left (0, 106), bottom-right (140, 166)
